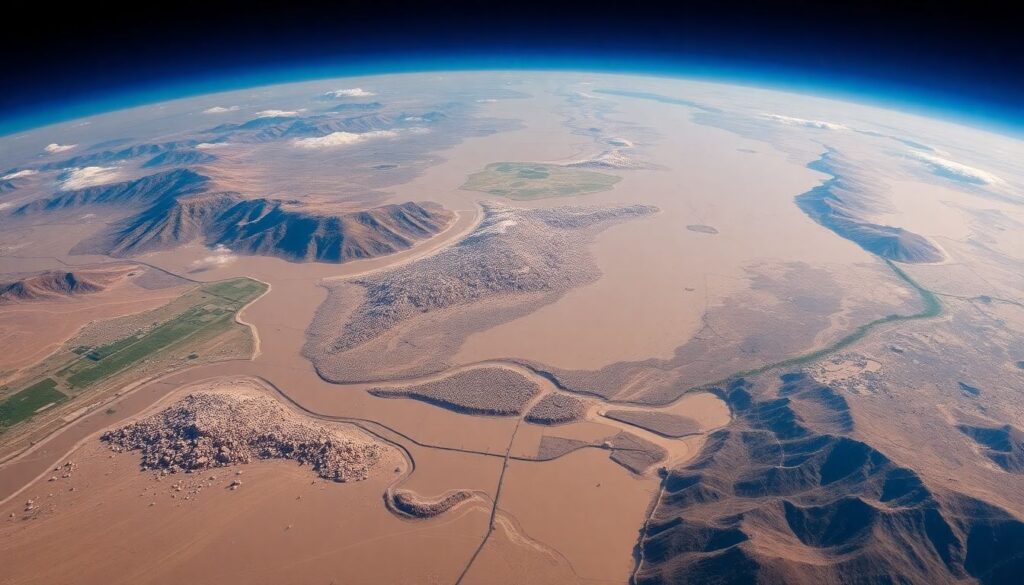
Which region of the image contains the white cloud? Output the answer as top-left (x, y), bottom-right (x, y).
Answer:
top-left (909, 151), bottom-right (1002, 186)
top-left (292, 129), bottom-right (400, 149)
top-left (475, 98), bottom-right (498, 103)
top-left (44, 143), bottom-right (77, 154)
top-left (58, 166), bottom-right (122, 190)
top-left (2, 169), bottom-right (38, 180)
top-left (203, 105), bottom-right (240, 114)
top-left (763, 114), bottom-right (848, 131)
top-left (195, 142), bottom-right (230, 150)
top-left (189, 244), bottom-right (237, 270)
top-left (324, 88), bottom-right (375, 98)
top-left (255, 109), bottom-right (304, 118)
top-left (0, 202), bottom-right (11, 210)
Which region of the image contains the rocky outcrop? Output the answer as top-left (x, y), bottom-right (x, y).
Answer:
top-left (388, 489), bottom-right (473, 518)
top-left (101, 389), bottom-right (386, 482)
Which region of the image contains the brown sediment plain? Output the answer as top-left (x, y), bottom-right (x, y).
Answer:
top-left (536, 260), bottom-right (926, 404)
top-left (454, 97), bottom-right (921, 372)
top-left (0, 443), bottom-right (492, 585)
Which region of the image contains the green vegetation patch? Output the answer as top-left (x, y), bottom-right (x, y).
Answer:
top-left (59, 278), bottom-right (265, 390)
top-left (461, 162), bottom-right (621, 200)
top-left (0, 278), bottom-right (267, 431)
top-left (0, 378), bottom-right (67, 428)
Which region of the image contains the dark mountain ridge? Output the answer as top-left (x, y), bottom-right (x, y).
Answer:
top-left (81, 193), bottom-right (453, 263)
top-left (11, 169), bottom-right (208, 215)
top-left (635, 374), bottom-right (1024, 585)
top-left (796, 149), bottom-right (945, 264)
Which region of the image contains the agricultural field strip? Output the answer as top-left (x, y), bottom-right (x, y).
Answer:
top-left (0, 279), bottom-right (265, 429)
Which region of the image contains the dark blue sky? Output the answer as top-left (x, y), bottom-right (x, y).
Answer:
top-left (2, 1), bottom-right (1021, 136)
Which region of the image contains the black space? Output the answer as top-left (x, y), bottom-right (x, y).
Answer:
top-left (1, 1), bottom-right (1021, 130)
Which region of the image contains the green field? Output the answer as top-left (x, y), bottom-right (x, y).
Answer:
top-left (0, 278), bottom-right (266, 431)
top-left (0, 378), bottom-right (66, 427)
top-left (461, 162), bottom-right (621, 200)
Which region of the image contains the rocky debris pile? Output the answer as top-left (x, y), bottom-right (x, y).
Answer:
top-left (388, 489), bottom-right (473, 518)
top-left (525, 393), bottom-right (586, 425)
top-left (102, 390), bottom-right (385, 482)
top-left (46, 460), bottom-right (77, 483)
top-left (369, 368), bottom-right (539, 416)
